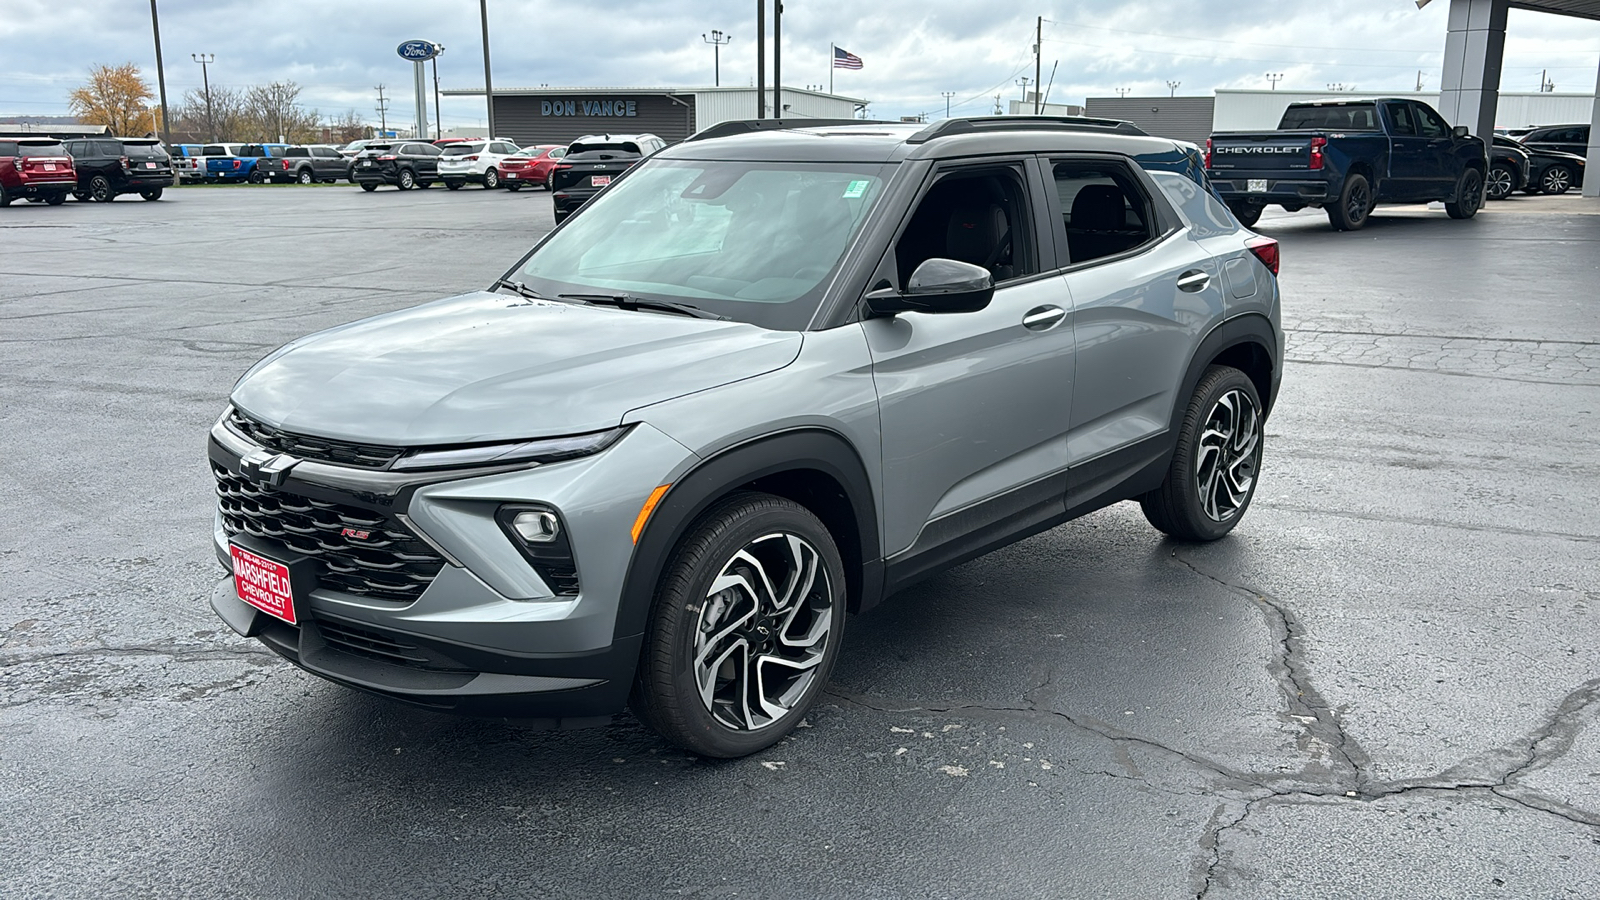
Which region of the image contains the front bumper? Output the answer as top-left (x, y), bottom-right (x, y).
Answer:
top-left (205, 414), bottom-right (699, 719)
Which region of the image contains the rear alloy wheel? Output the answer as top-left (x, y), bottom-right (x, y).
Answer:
top-left (1446, 168), bottom-right (1484, 219)
top-left (1485, 166), bottom-right (1515, 200)
top-left (1326, 174), bottom-right (1370, 231)
top-left (1540, 165), bottom-right (1573, 195)
top-left (247, 169), bottom-right (263, 184)
top-left (297, 169), bottom-right (314, 185)
top-left (631, 493), bottom-right (846, 758)
top-left (397, 168), bottom-right (415, 190)
top-left (483, 168), bottom-right (499, 189)
top-left (1141, 365), bottom-right (1264, 542)
top-left (139, 188), bottom-right (163, 201)
top-left (546, 171), bottom-right (557, 191)
top-left (89, 175), bottom-right (114, 203)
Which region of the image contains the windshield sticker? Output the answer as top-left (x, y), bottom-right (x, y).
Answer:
top-left (843, 180), bottom-right (870, 199)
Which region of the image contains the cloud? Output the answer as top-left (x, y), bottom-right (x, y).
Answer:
top-left (1, 0), bottom-right (1595, 126)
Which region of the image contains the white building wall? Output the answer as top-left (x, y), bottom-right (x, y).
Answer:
top-left (692, 88), bottom-right (863, 132)
top-left (1214, 89), bottom-right (1596, 132)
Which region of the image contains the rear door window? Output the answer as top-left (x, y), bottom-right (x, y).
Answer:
top-left (1050, 159), bottom-right (1160, 266)
top-left (1386, 103), bottom-right (1417, 136)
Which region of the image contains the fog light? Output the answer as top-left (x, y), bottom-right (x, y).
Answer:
top-left (512, 510), bottom-right (560, 543)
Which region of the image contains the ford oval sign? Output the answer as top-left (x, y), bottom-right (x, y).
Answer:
top-left (397, 40), bottom-right (439, 62)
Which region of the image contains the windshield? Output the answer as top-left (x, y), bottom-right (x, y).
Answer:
top-left (515, 159), bottom-right (892, 331)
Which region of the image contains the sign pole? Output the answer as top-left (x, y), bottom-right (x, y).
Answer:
top-left (414, 60), bottom-right (428, 140)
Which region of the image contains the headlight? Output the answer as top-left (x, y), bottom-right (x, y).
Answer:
top-left (391, 427), bottom-right (626, 472)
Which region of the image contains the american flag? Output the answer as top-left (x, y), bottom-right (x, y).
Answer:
top-left (833, 47), bottom-right (863, 70)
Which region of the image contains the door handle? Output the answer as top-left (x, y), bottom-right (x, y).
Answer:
top-left (1177, 270), bottom-right (1210, 292)
top-left (1022, 305), bottom-right (1066, 331)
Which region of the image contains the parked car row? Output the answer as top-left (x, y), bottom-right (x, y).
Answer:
top-left (0, 136), bottom-right (174, 205)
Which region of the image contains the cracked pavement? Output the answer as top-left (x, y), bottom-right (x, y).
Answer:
top-left (3, 188), bottom-right (1598, 898)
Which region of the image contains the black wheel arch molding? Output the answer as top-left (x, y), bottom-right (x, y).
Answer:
top-left (617, 427), bottom-right (884, 646)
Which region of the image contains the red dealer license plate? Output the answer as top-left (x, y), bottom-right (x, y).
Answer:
top-left (591, 175), bottom-right (611, 187)
top-left (230, 544), bottom-right (298, 624)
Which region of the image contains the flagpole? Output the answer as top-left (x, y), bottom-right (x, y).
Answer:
top-left (829, 43), bottom-right (834, 94)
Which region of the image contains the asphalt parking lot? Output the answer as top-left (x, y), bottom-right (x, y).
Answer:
top-left (3, 185), bottom-right (1599, 898)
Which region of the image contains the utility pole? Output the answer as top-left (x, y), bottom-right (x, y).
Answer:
top-left (941, 91), bottom-right (955, 118)
top-left (191, 54), bottom-right (215, 141)
top-left (1166, 80), bottom-right (1181, 97)
top-left (375, 84), bottom-right (389, 136)
top-left (1266, 72), bottom-right (1283, 91)
top-left (756, 0), bottom-right (765, 118)
top-left (1034, 16), bottom-right (1043, 114)
top-left (774, 1), bottom-right (783, 118)
top-left (1415, 69), bottom-right (1424, 91)
top-left (479, 0), bottom-right (496, 139)
top-left (703, 30), bottom-right (730, 87)
top-left (149, 1), bottom-right (171, 147)
top-left (431, 48), bottom-right (444, 140)
top-left (992, 94), bottom-right (1003, 115)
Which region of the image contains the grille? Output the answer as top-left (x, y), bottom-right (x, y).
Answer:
top-left (227, 408), bottom-right (403, 469)
top-left (316, 618), bottom-right (437, 668)
top-left (215, 464), bottom-right (444, 602)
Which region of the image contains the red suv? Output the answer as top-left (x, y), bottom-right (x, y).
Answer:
top-left (0, 138), bottom-right (76, 207)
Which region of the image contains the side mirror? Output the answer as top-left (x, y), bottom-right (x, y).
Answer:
top-left (864, 258), bottom-right (995, 317)
top-left (1453, 125), bottom-right (1470, 139)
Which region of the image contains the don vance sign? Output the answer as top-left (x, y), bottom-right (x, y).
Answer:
top-left (541, 99), bottom-right (640, 117)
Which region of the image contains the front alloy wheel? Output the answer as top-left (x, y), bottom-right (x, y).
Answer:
top-left (1141, 365), bottom-right (1265, 541)
top-left (632, 493), bottom-right (846, 757)
top-left (1541, 165), bottom-right (1572, 195)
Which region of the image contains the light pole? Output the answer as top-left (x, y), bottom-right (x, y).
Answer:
top-left (431, 46), bottom-right (444, 140)
top-left (1115, 87), bottom-right (1130, 98)
top-left (1266, 73), bottom-right (1284, 91)
top-left (1016, 76), bottom-right (1031, 105)
top-left (149, 1), bottom-right (171, 146)
top-left (941, 91), bottom-right (955, 118)
top-left (756, 0), bottom-right (765, 118)
top-left (478, 0), bottom-right (495, 139)
top-left (703, 30), bottom-right (730, 87)
top-left (191, 53), bottom-right (215, 141)
top-left (1166, 80), bottom-right (1181, 97)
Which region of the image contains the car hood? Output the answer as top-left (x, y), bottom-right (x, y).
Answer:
top-left (1531, 148), bottom-right (1588, 162)
top-left (231, 291), bottom-right (802, 445)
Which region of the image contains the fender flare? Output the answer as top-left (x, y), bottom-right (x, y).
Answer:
top-left (614, 428), bottom-right (881, 643)
top-left (1171, 312), bottom-right (1281, 437)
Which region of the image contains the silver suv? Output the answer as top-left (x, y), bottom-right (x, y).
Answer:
top-left (208, 117), bottom-right (1283, 758)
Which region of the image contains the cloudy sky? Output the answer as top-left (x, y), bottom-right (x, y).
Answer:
top-left (2, 0), bottom-right (1597, 128)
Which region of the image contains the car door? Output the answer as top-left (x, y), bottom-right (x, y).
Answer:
top-left (1047, 155), bottom-right (1227, 510)
top-left (1412, 103), bottom-right (1458, 194)
top-left (863, 159), bottom-right (1076, 562)
top-left (1382, 101), bottom-right (1431, 200)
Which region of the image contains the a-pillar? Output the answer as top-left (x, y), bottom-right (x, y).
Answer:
top-left (1437, 0), bottom-right (1507, 141)
top-left (1584, 59), bottom-right (1600, 198)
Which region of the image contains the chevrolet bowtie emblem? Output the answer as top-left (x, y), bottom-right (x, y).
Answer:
top-left (239, 449), bottom-right (300, 488)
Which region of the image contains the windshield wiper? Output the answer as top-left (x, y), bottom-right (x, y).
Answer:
top-left (558, 292), bottom-right (728, 320)
top-left (492, 278), bottom-right (546, 300)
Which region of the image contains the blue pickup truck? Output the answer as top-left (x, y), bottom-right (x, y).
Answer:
top-left (1207, 98), bottom-right (1488, 231)
top-left (205, 143), bottom-right (289, 184)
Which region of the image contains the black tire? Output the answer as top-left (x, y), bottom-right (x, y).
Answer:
top-left (1326, 173), bottom-right (1371, 231)
top-left (1140, 365), bottom-right (1265, 542)
top-left (1540, 165), bottom-right (1573, 195)
top-left (72, 189), bottom-right (89, 202)
top-left (631, 492), bottom-right (847, 758)
top-left (296, 168), bottom-right (314, 185)
top-left (546, 171), bottom-right (557, 191)
top-left (1228, 201), bottom-right (1262, 228)
top-left (397, 168), bottom-right (415, 190)
top-left (360, 182), bottom-right (378, 192)
top-left (1485, 165), bottom-right (1515, 201)
top-left (247, 169), bottom-right (263, 184)
top-left (45, 192), bottom-right (66, 206)
top-left (1445, 168), bottom-right (1484, 219)
top-left (89, 176), bottom-right (114, 203)
top-left (445, 180), bottom-right (463, 191)
top-left (418, 180), bottom-right (433, 189)
top-left (0, 184), bottom-right (10, 207)
top-left (139, 188), bottom-right (163, 201)
top-left (506, 183), bottom-right (522, 192)
top-left (553, 209), bottom-right (568, 224)
top-left (482, 167), bottom-right (499, 189)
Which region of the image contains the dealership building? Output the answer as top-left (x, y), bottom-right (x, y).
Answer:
top-left (440, 86), bottom-right (867, 146)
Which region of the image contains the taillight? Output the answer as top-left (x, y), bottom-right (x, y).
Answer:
top-left (1245, 235), bottom-right (1279, 275)
top-left (1204, 138), bottom-right (1213, 169)
top-left (119, 155), bottom-right (131, 171)
top-left (377, 155), bottom-right (397, 161)
top-left (281, 160), bottom-right (290, 170)
top-left (1309, 136), bottom-right (1327, 171)
top-left (464, 155), bottom-right (479, 161)
top-left (231, 159), bottom-right (241, 169)
top-left (554, 163), bottom-right (573, 170)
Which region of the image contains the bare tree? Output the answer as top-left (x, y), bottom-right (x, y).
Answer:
top-left (326, 109), bottom-right (370, 145)
top-left (244, 82), bottom-right (320, 143)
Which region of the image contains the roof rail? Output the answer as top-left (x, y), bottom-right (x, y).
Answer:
top-left (907, 115), bottom-right (1148, 144)
top-left (686, 118), bottom-right (894, 143)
